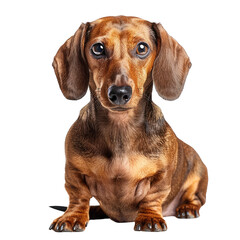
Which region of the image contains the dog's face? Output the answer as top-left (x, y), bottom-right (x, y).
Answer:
top-left (53, 16), bottom-right (191, 112)
top-left (85, 17), bottom-right (157, 112)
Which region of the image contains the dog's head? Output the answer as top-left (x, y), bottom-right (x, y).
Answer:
top-left (53, 16), bottom-right (191, 112)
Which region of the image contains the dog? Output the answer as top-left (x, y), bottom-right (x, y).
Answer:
top-left (49, 16), bottom-right (208, 232)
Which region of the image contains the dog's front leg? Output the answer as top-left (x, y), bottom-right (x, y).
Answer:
top-left (134, 173), bottom-right (171, 232)
top-left (49, 164), bottom-right (91, 232)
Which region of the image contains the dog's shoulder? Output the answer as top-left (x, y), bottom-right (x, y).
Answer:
top-left (65, 103), bottom-right (100, 157)
top-left (135, 102), bottom-right (176, 159)
top-left (144, 102), bottom-right (166, 135)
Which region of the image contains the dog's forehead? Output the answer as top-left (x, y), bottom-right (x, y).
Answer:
top-left (89, 16), bottom-right (152, 42)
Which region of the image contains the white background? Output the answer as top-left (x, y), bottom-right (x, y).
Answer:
top-left (1, 0), bottom-right (240, 239)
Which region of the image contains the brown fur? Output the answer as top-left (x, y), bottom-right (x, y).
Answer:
top-left (50, 16), bottom-right (208, 232)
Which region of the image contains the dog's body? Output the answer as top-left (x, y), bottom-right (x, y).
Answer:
top-left (50, 16), bottom-right (208, 232)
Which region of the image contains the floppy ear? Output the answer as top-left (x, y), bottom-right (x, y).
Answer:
top-left (52, 23), bottom-right (90, 100)
top-left (152, 23), bottom-right (192, 100)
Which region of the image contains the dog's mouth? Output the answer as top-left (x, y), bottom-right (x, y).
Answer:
top-left (110, 107), bottom-right (132, 112)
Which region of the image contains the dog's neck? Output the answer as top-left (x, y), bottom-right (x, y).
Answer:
top-left (87, 87), bottom-right (165, 154)
top-left (91, 94), bottom-right (144, 141)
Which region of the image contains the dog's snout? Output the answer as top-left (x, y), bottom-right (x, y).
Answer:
top-left (108, 85), bottom-right (132, 105)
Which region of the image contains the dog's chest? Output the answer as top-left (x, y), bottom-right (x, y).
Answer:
top-left (89, 153), bottom-right (157, 183)
top-left (107, 155), bottom-right (131, 179)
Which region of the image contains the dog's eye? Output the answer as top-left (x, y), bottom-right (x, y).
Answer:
top-left (136, 42), bottom-right (150, 59)
top-left (91, 43), bottom-right (106, 58)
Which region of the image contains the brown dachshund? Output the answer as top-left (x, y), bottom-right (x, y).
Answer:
top-left (49, 16), bottom-right (208, 232)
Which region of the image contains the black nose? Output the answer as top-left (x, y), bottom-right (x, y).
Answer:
top-left (108, 85), bottom-right (132, 105)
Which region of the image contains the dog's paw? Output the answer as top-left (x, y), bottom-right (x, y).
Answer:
top-left (134, 215), bottom-right (167, 232)
top-left (176, 204), bottom-right (200, 219)
top-left (49, 212), bottom-right (89, 232)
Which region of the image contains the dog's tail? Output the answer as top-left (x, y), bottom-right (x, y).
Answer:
top-left (50, 205), bottom-right (109, 220)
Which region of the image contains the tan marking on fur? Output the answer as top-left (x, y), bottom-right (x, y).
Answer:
top-left (181, 173), bottom-right (201, 205)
